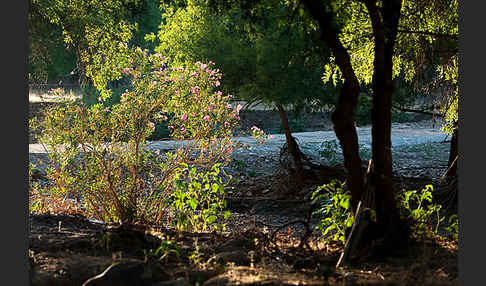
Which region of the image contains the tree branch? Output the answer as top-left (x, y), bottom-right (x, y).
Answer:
top-left (391, 104), bottom-right (442, 117)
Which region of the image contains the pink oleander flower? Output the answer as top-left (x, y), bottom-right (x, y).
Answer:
top-left (177, 66), bottom-right (184, 71)
top-left (181, 114), bottom-right (187, 121)
top-left (148, 122), bottom-right (155, 131)
top-left (210, 103), bottom-right (216, 107)
top-left (208, 107), bottom-right (213, 112)
top-left (203, 115), bottom-right (210, 121)
top-left (224, 121), bottom-right (231, 128)
top-left (122, 68), bottom-right (129, 74)
top-left (227, 103), bottom-right (232, 109)
top-left (154, 149), bottom-right (160, 155)
top-left (162, 115), bottom-right (168, 121)
top-left (215, 80), bottom-right (220, 86)
top-left (201, 63), bottom-right (207, 70)
top-left (192, 72), bottom-right (199, 77)
top-left (190, 86), bottom-right (199, 94)
top-left (228, 94), bottom-right (233, 98)
top-left (209, 61), bottom-right (215, 65)
top-left (181, 127), bottom-right (186, 133)
top-left (168, 125), bottom-right (174, 130)
top-left (216, 91), bottom-right (222, 96)
top-left (152, 81), bottom-right (157, 86)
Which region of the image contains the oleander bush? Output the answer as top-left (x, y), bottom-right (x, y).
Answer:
top-left (30, 47), bottom-right (241, 229)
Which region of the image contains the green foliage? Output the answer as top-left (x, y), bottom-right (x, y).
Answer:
top-left (167, 163), bottom-right (230, 232)
top-left (398, 185), bottom-right (444, 237)
top-left (444, 214), bottom-right (459, 241)
top-left (29, 0), bottom-right (139, 88)
top-left (30, 53), bottom-right (238, 225)
top-left (154, 0), bottom-right (334, 113)
top-left (144, 239), bottom-right (181, 262)
top-left (189, 237), bottom-right (203, 266)
top-left (311, 179), bottom-right (354, 244)
top-left (441, 92), bottom-right (458, 135)
top-left (319, 140), bottom-right (342, 166)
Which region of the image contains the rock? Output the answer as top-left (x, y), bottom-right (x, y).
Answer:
top-left (213, 250), bottom-right (250, 266)
top-left (151, 278), bottom-right (190, 286)
top-left (203, 275), bottom-right (230, 286)
top-left (344, 272), bottom-right (357, 286)
top-left (82, 261), bottom-right (146, 286)
top-left (316, 265), bottom-right (334, 281)
top-left (215, 237), bottom-right (254, 253)
top-left (188, 269), bottom-right (220, 285)
top-left (292, 257), bottom-right (316, 270)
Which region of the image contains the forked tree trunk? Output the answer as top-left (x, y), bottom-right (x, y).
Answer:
top-left (302, 0), bottom-right (365, 214)
top-left (276, 104), bottom-right (305, 182)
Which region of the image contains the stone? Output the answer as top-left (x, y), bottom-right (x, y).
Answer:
top-left (188, 269), bottom-right (220, 285)
top-left (213, 250), bottom-right (250, 266)
top-left (151, 278), bottom-right (190, 286)
top-left (202, 275), bottom-right (230, 286)
top-left (215, 237), bottom-right (254, 253)
top-left (344, 272), bottom-right (357, 286)
top-left (82, 261), bottom-right (146, 286)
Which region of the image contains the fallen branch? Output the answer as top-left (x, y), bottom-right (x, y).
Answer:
top-left (439, 155), bottom-right (458, 183)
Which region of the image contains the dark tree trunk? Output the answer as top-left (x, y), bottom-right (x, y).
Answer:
top-left (447, 127), bottom-right (458, 177)
top-left (276, 103), bottom-right (305, 181)
top-left (302, 0), bottom-right (364, 214)
top-left (365, 0), bottom-right (407, 247)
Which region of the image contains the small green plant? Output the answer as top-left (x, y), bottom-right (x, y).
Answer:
top-left (248, 170), bottom-right (257, 177)
top-left (444, 214), bottom-right (459, 241)
top-left (167, 163), bottom-right (230, 232)
top-left (311, 179), bottom-right (354, 244)
top-left (233, 159), bottom-right (248, 172)
top-left (144, 238), bottom-right (181, 262)
top-left (319, 139), bottom-right (341, 165)
top-left (398, 184), bottom-right (444, 237)
top-left (189, 237), bottom-right (203, 266)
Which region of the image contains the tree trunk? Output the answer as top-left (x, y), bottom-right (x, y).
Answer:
top-left (302, 0), bottom-right (365, 214)
top-left (447, 127), bottom-right (458, 177)
top-left (365, 0), bottom-right (407, 247)
top-left (276, 104), bottom-right (305, 181)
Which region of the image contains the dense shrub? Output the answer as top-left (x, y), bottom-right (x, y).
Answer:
top-left (30, 49), bottom-right (241, 229)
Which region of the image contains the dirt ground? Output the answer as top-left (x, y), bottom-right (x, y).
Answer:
top-left (28, 140), bottom-right (458, 286)
top-left (28, 100), bottom-right (457, 286)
